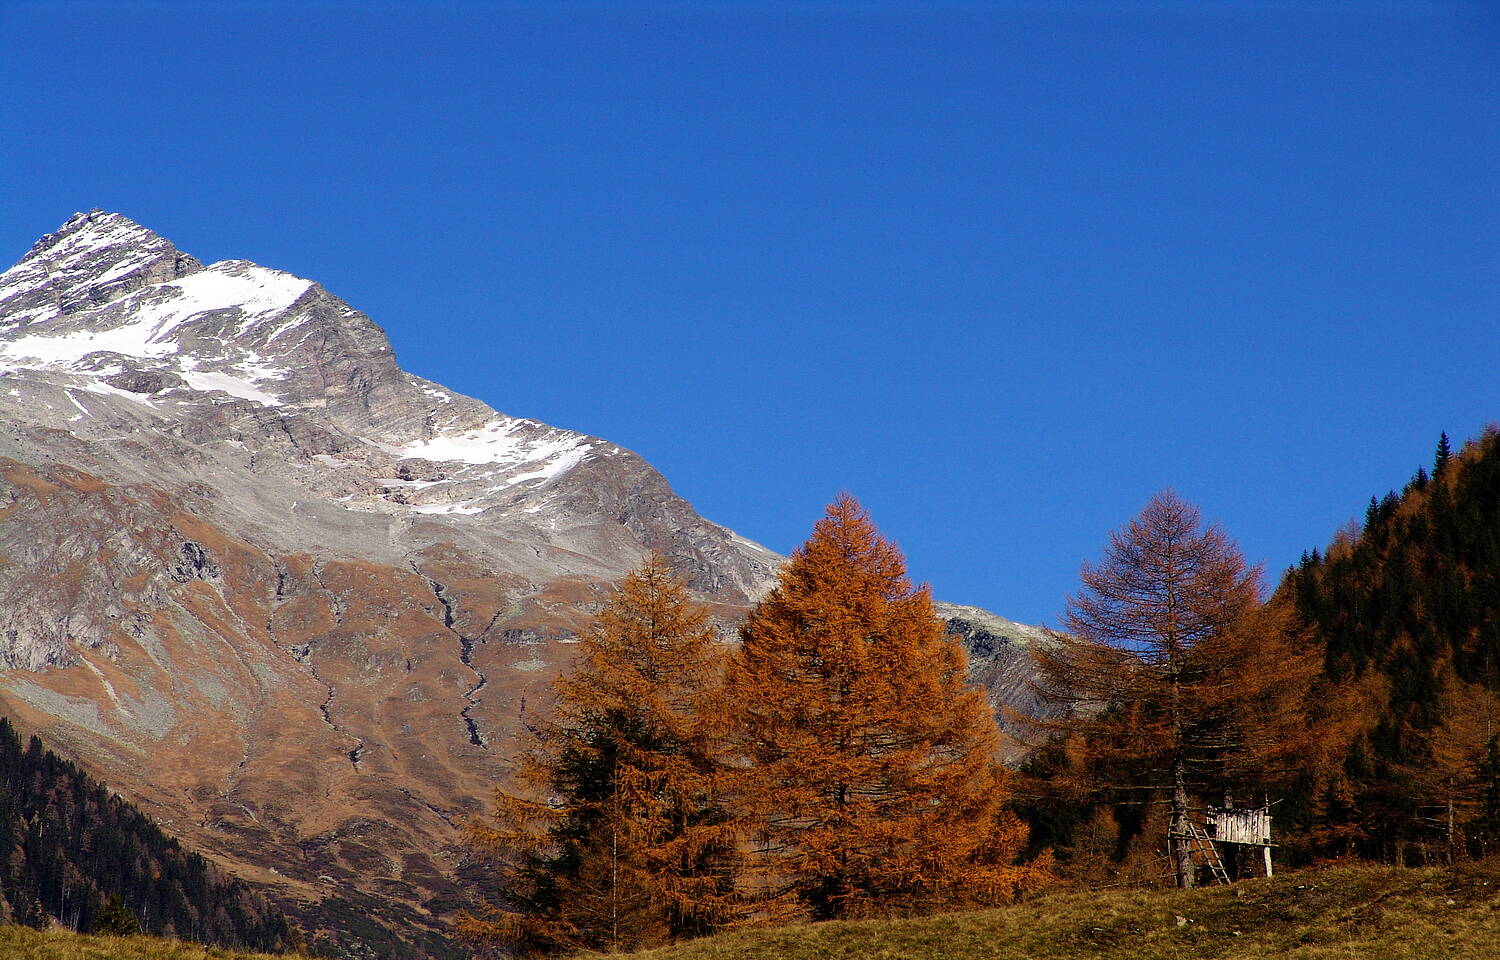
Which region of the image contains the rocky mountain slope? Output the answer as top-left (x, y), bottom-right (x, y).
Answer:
top-left (935, 601), bottom-right (1055, 754)
top-left (0, 211), bottom-right (1045, 958)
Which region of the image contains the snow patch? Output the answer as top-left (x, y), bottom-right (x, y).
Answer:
top-left (411, 502), bottom-right (485, 516)
top-left (0, 316), bottom-right (180, 366)
top-left (381, 419), bottom-right (590, 471)
top-left (0, 264), bottom-right (311, 372)
top-left (82, 381), bottom-right (158, 407)
top-left (507, 445), bottom-right (590, 485)
top-left (179, 370), bottom-right (283, 406)
top-left (171, 265), bottom-right (312, 323)
top-left (372, 477), bottom-right (449, 489)
top-left (728, 531), bottom-right (779, 557)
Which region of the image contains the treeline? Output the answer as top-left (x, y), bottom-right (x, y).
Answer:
top-left (465, 426), bottom-right (1500, 947)
top-left (462, 496), bottom-right (1049, 957)
top-left (1016, 426), bottom-right (1500, 884)
top-left (1281, 426), bottom-right (1500, 862)
top-left (0, 716), bottom-right (295, 952)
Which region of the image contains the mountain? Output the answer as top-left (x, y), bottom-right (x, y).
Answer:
top-left (0, 211), bottom-right (1045, 957)
top-left (935, 601), bottom-right (1053, 755)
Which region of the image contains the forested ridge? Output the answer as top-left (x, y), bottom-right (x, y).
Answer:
top-left (1279, 426), bottom-right (1500, 861)
top-left (1015, 425), bottom-right (1500, 883)
top-left (0, 715), bottom-right (294, 951)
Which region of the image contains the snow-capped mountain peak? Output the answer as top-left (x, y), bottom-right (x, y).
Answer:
top-left (0, 210), bottom-right (201, 329)
top-left (0, 212), bottom-right (1025, 959)
top-left (0, 211), bottom-right (788, 960)
top-left (0, 213), bottom-right (777, 580)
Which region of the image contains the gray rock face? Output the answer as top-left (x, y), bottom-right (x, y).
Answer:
top-left (935, 601), bottom-right (1056, 755)
top-left (0, 209), bottom-right (783, 673)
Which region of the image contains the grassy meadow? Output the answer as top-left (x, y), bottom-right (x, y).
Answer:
top-left (5, 859), bottom-right (1499, 959)
top-left (0, 926), bottom-right (290, 960)
top-left (582, 860), bottom-right (1500, 960)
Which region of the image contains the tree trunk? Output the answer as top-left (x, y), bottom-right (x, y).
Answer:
top-left (1171, 763), bottom-right (1195, 888)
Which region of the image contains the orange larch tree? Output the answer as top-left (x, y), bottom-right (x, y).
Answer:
top-left (719, 494), bottom-right (1048, 922)
top-left (460, 556), bottom-right (738, 956)
top-left (1410, 682), bottom-right (1500, 859)
top-left (1030, 489), bottom-right (1320, 887)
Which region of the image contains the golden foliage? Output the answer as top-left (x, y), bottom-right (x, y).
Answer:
top-left (1031, 490), bottom-right (1321, 789)
top-left (461, 555), bottom-right (736, 956)
top-left (718, 494), bottom-right (1049, 921)
top-left (1410, 683), bottom-right (1500, 854)
top-left (1026, 490), bottom-right (1321, 886)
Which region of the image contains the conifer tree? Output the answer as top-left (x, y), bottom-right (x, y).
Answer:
top-left (1412, 683), bottom-right (1500, 858)
top-left (460, 556), bottom-right (736, 956)
top-left (1277, 426), bottom-right (1500, 861)
top-left (720, 494), bottom-right (1047, 921)
top-left (1030, 490), bottom-right (1319, 887)
top-left (90, 895), bottom-right (141, 936)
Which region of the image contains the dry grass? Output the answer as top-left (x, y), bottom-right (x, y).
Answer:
top-left (0, 926), bottom-right (292, 960)
top-left (14, 860), bottom-right (1499, 960)
top-left (580, 860), bottom-right (1500, 960)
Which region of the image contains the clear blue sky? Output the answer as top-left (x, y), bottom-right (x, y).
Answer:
top-left (3, 1), bottom-right (1496, 626)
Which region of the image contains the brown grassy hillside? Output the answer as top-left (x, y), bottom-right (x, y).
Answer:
top-left (0, 926), bottom-right (290, 960)
top-left (583, 860), bottom-right (1500, 960)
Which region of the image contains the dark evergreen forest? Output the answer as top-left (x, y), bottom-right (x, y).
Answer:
top-left (0, 716), bottom-right (293, 951)
top-left (1281, 426), bottom-right (1500, 861)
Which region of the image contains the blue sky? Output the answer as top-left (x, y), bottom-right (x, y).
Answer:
top-left (3, 1), bottom-right (1496, 626)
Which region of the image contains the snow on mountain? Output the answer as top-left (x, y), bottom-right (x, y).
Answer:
top-left (0, 211), bottom-right (676, 526)
top-left (0, 211), bottom-right (189, 325)
top-left (0, 263), bottom-right (311, 402)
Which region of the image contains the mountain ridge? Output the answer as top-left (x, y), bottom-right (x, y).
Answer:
top-left (0, 210), bottom-right (782, 604)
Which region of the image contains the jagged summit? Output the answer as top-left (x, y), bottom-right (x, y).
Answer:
top-left (0, 210), bottom-right (779, 588)
top-left (0, 211), bottom-right (351, 407)
top-left (19, 209), bottom-right (176, 270)
top-left (0, 214), bottom-right (605, 525)
top-left (0, 210), bottom-right (201, 330)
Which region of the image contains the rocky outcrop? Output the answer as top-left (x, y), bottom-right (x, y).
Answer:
top-left (935, 601), bottom-right (1056, 756)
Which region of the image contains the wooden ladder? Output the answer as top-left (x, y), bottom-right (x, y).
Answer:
top-left (1181, 820), bottom-right (1232, 886)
